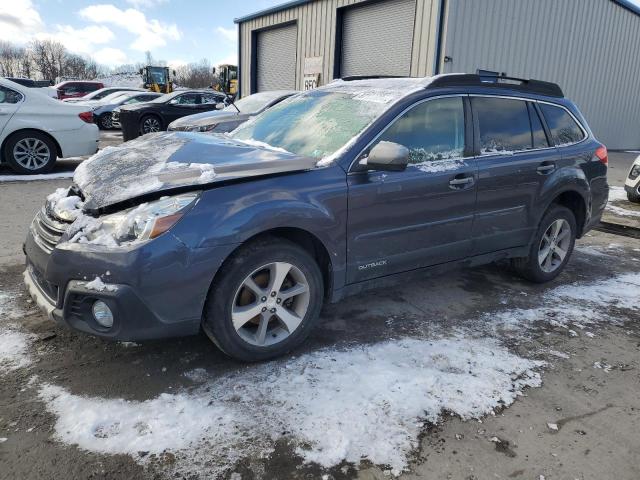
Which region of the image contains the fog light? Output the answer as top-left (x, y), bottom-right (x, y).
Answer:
top-left (92, 300), bottom-right (113, 328)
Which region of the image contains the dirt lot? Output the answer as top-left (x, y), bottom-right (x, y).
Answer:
top-left (0, 137), bottom-right (639, 480)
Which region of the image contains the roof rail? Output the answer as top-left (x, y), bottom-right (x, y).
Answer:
top-left (339, 75), bottom-right (408, 81)
top-left (429, 74), bottom-right (564, 98)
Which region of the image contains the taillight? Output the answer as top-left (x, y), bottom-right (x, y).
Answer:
top-left (78, 111), bottom-right (93, 123)
top-left (595, 145), bottom-right (608, 166)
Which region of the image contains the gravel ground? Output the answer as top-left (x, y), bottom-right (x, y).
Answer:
top-left (0, 134), bottom-right (639, 479)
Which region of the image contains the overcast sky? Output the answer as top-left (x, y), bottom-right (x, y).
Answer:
top-left (2, 0), bottom-right (639, 69)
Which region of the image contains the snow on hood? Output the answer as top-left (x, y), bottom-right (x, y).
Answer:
top-left (73, 132), bottom-right (317, 211)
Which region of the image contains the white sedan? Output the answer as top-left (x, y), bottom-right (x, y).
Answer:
top-left (0, 78), bottom-right (99, 174)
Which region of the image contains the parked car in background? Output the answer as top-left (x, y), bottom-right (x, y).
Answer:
top-left (92, 92), bottom-right (162, 129)
top-left (63, 86), bottom-right (145, 103)
top-left (168, 90), bottom-right (297, 133)
top-left (0, 78), bottom-right (99, 174)
top-left (625, 155), bottom-right (640, 203)
top-left (23, 74), bottom-right (608, 361)
top-left (54, 81), bottom-right (104, 100)
top-left (119, 90), bottom-right (226, 141)
top-left (3, 78), bottom-right (57, 98)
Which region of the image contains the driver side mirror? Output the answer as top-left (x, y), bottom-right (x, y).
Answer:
top-left (363, 141), bottom-right (409, 171)
top-left (216, 102), bottom-right (226, 109)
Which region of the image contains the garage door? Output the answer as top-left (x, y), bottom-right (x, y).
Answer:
top-left (341, 0), bottom-right (416, 77)
top-left (256, 24), bottom-right (298, 92)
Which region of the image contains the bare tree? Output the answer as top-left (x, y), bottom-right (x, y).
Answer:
top-left (0, 41), bottom-right (24, 77)
top-left (30, 39), bottom-right (67, 81)
top-left (173, 59), bottom-right (216, 88)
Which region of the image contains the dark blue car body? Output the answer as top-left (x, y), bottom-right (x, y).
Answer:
top-left (23, 75), bottom-right (609, 346)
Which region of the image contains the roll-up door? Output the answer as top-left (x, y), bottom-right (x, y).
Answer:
top-left (256, 24), bottom-right (298, 91)
top-left (341, 0), bottom-right (416, 77)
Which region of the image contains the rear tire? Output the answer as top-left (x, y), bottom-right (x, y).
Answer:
top-left (512, 205), bottom-right (576, 283)
top-left (3, 131), bottom-right (56, 175)
top-left (202, 237), bottom-right (324, 362)
top-left (627, 187), bottom-right (640, 203)
top-left (98, 113), bottom-right (113, 130)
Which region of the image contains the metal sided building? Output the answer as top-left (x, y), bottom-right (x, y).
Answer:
top-left (235, 0), bottom-right (640, 150)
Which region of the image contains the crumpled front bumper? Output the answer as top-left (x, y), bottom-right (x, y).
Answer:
top-left (23, 224), bottom-right (238, 341)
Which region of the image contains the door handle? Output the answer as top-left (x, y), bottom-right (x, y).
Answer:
top-left (537, 162), bottom-right (556, 174)
top-left (449, 175), bottom-right (475, 189)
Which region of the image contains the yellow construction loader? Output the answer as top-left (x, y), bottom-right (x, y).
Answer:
top-left (213, 64), bottom-right (238, 95)
top-left (139, 66), bottom-right (175, 94)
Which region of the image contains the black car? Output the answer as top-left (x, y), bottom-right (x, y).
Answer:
top-left (119, 90), bottom-right (227, 141)
top-left (24, 74), bottom-right (608, 361)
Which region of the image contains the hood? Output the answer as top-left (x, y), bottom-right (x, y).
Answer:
top-left (73, 132), bottom-right (318, 211)
top-left (120, 101), bottom-right (157, 112)
top-left (169, 109), bottom-right (241, 129)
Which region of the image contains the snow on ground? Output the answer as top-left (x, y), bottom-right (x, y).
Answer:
top-left (38, 337), bottom-right (542, 477)
top-left (606, 186), bottom-right (640, 218)
top-left (0, 171), bottom-right (75, 182)
top-left (34, 269), bottom-right (639, 477)
top-left (0, 291), bottom-right (34, 374)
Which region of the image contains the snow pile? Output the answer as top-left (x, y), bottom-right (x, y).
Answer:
top-left (606, 186), bottom-right (640, 218)
top-left (96, 73), bottom-right (143, 88)
top-left (38, 336), bottom-right (542, 476)
top-left (84, 277), bottom-right (118, 292)
top-left (47, 188), bottom-right (84, 220)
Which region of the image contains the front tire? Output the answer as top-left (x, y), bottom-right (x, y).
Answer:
top-left (203, 237), bottom-right (324, 362)
top-left (513, 205), bottom-right (576, 283)
top-left (3, 131), bottom-right (57, 174)
top-left (627, 187), bottom-right (640, 203)
top-left (139, 114), bottom-right (162, 135)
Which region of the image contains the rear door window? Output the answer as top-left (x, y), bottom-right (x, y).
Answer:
top-left (473, 97), bottom-right (532, 153)
top-left (539, 103), bottom-right (586, 146)
top-left (371, 96), bottom-right (467, 165)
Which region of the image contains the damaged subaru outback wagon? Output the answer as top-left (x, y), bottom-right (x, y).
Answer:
top-left (24, 74), bottom-right (609, 361)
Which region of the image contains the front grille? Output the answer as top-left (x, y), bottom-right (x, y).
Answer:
top-left (31, 207), bottom-right (70, 253)
top-left (27, 263), bottom-right (59, 305)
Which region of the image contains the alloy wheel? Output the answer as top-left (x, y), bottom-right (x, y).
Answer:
top-left (538, 218), bottom-right (571, 273)
top-left (13, 138), bottom-right (50, 170)
top-left (142, 117), bottom-right (161, 133)
top-left (232, 262), bottom-right (310, 347)
top-left (100, 113), bottom-right (113, 129)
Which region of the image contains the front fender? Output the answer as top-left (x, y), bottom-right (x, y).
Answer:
top-left (172, 165), bottom-right (348, 281)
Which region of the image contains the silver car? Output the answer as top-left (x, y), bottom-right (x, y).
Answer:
top-left (168, 90), bottom-right (297, 133)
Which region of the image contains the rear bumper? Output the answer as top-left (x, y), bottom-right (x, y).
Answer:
top-left (53, 124), bottom-right (100, 157)
top-left (119, 111), bottom-right (141, 141)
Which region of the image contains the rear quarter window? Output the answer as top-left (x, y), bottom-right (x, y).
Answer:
top-left (539, 103), bottom-right (586, 146)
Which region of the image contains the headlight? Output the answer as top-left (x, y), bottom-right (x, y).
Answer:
top-left (630, 164), bottom-right (640, 180)
top-left (68, 192), bottom-right (199, 247)
top-left (196, 123), bottom-right (217, 132)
